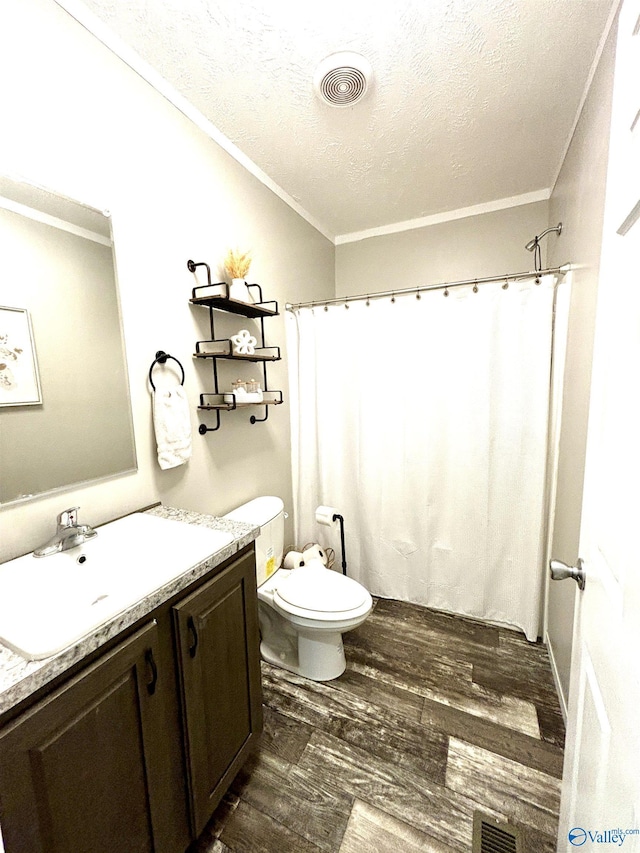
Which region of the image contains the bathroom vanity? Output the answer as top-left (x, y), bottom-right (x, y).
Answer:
top-left (0, 506), bottom-right (263, 853)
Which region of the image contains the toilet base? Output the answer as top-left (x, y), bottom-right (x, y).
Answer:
top-left (299, 629), bottom-right (346, 681)
top-left (260, 628), bottom-right (347, 682)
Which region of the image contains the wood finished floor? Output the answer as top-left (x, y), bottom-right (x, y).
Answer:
top-left (191, 598), bottom-right (565, 853)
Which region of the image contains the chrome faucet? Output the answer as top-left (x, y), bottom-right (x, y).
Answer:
top-left (33, 507), bottom-right (98, 558)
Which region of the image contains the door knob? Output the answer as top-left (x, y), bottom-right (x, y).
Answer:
top-left (549, 558), bottom-right (586, 591)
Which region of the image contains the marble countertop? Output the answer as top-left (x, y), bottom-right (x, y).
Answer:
top-left (0, 505), bottom-right (259, 717)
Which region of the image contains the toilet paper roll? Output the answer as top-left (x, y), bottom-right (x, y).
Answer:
top-left (315, 506), bottom-right (339, 527)
top-left (283, 550), bottom-right (305, 570)
top-left (302, 544), bottom-right (329, 566)
top-left (301, 557), bottom-right (326, 570)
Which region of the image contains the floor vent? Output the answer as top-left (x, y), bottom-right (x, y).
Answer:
top-left (472, 811), bottom-right (522, 853)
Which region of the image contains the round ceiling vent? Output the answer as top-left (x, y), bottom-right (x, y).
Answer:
top-left (313, 51), bottom-right (373, 108)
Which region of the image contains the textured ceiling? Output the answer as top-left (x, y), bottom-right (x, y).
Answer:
top-left (71, 0), bottom-right (613, 240)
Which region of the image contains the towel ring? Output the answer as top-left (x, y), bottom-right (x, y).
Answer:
top-left (149, 350), bottom-right (185, 391)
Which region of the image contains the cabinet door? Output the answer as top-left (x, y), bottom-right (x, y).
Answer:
top-left (0, 622), bottom-right (172, 853)
top-left (173, 550), bottom-right (262, 836)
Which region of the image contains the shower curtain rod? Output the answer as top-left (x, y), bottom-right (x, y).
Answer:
top-left (285, 263), bottom-right (571, 311)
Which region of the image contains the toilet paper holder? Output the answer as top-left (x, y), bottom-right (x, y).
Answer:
top-left (336, 514), bottom-right (347, 576)
top-left (316, 506), bottom-right (347, 576)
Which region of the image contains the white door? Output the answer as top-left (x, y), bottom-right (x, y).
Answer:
top-left (557, 1), bottom-right (640, 848)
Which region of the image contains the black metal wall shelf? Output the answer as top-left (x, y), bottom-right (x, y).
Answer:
top-left (194, 340), bottom-right (281, 362)
top-left (190, 291), bottom-right (278, 318)
top-left (187, 259), bottom-right (283, 434)
top-left (199, 391), bottom-right (284, 411)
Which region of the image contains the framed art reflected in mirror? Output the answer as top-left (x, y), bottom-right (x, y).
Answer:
top-left (0, 306), bottom-right (42, 407)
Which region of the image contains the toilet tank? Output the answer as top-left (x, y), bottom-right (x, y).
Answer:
top-left (223, 496), bottom-right (284, 587)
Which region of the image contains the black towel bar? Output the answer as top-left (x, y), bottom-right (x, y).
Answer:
top-left (149, 350), bottom-right (185, 391)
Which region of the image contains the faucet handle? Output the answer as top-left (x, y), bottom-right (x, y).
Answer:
top-left (57, 507), bottom-right (80, 528)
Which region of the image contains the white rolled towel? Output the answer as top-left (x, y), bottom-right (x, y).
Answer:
top-left (231, 329), bottom-right (257, 355)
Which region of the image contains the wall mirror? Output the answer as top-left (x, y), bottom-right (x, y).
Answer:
top-left (0, 175), bottom-right (137, 506)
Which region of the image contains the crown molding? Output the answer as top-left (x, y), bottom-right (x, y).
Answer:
top-left (335, 189), bottom-right (552, 245)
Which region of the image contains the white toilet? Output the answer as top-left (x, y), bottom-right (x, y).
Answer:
top-left (224, 496), bottom-right (372, 681)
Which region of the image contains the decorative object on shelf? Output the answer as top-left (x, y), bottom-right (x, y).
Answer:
top-left (224, 248), bottom-right (252, 279)
top-left (224, 379), bottom-right (263, 403)
top-left (230, 329), bottom-right (257, 356)
top-left (229, 279), bottom-right (252, 302)
top-left (223, 386), bottom-right (263, 404)
top-left (224, 249), bottom-right (254, 303)
top-left (148, 350), bottom-right (192, 470)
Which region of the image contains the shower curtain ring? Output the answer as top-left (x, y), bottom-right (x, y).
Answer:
top-left (502, 278), bottom-right (509, 290)
top-left (416, 289), bottom-right (421, 300)
top-left (391, 293), bottom-right (395, 303)
top-left (444, 285), bottom-right (449, 297)
top-left (473, 280), bottom-right (478, 293)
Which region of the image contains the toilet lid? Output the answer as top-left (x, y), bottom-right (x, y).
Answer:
top-left (276, 563), bottom-right (368, 613)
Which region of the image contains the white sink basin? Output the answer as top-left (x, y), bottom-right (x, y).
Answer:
top-left (0, 513), bottom-right (234, 660)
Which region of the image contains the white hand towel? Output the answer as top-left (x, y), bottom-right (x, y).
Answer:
top-left (153, 386), bottom-right (192, 470)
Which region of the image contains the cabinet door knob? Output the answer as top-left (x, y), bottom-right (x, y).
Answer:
top-left (145, 649), bottom-right (158, 695)
top-left (187, 616), bottom-right (199, 658)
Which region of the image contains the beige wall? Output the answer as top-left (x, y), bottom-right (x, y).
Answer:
top-left (335, 201), bottom-right (550, 297)
top-left (0, 0), bottom-right (334, 561)
top-left (545, 20), bottom-right (618, 707)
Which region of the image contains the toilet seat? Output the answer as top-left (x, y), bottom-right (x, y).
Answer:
top-left (271, 562), bottom-right (371, 623)
top-left (276, 562), bottom-right (368, 612)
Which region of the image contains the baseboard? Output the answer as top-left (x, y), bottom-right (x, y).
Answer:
top-left (545, 630), bottom-right (568, 723)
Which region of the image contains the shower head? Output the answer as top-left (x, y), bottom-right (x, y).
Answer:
top-left (525, 222), bottom-right (562, 251)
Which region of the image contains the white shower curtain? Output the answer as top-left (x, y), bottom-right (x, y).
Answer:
top-left (286, 275), bottom-right (557, 641)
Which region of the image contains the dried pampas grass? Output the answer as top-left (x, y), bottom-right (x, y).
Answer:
top-left (224, 248), bottom-right (252, 279)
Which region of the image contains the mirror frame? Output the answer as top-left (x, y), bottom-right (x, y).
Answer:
top-left (0, 174), bottom-right (137, 507)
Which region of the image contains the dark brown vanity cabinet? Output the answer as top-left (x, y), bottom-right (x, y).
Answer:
top-left (173, 549), bottom-right (262, 836)
top-left (0, 547), bottom-right (262, 853)
top-left (0, 622), bottom-right (174, 853)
